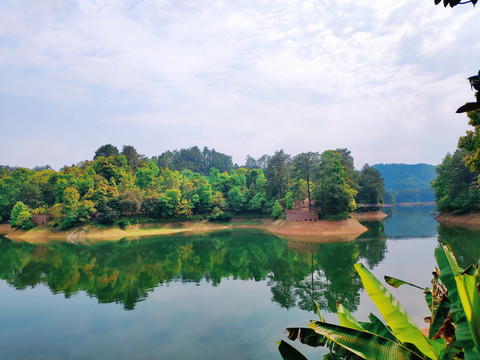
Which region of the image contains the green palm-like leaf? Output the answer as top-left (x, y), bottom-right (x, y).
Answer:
top-left (309, 321), bottom-right (426, 360)
top-left (315, 300), bottom-right (325, 322)
top-left (435, 245), bottom-right (476, 356)
top-left (285, 327), bottom-right (327, 347)
top-left (354, 263), bottom-right (445, 360)
top-left (277, 340), bottom-right (308, 360)
top-left (359, 313), bottom-right (398, 343)
top-left (425, 290), bottom-right (451, 338)
top-left (385, 275), bottom-right (425, 290)
top-left (336, 302), bottom-right (365, 331)
top-left (455, 273), bottom-right (480, 352)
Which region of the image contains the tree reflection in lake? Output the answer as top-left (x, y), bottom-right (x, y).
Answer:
top-left (437, 225), bottom-right (480, 268)
top-left (356, 221), bottom-right (388, 269)
top-left (0, 228), bottom-right (390, 313)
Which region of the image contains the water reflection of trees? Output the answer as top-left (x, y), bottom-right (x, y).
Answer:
top-left (437, 226), bottom-right (480, 268)
top-left (268, 240), bottom-right (381, 313)
top-left (0, 229), bottom-right (388, 312)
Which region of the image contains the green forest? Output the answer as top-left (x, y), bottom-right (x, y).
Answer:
top-left (373, 163), bottom-right (436, 203)
top-left (0, 146), bottom-right (385, 230)
top-left (433, 110), bottom-right (480, 214)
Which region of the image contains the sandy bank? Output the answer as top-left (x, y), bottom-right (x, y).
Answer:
top-left (0, 223), bottom-right (13, 235)
top-left (3, 218), bottom-right (368, 244)
top-left (265, 218), bottom-right (368, 243)
top-left (351, 211), bottom-right (388, 222)
top-left (435, 213), bottom-right (480, 230)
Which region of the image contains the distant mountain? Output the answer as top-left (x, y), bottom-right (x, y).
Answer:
top-left (372, 163), bottom-right (437, 203)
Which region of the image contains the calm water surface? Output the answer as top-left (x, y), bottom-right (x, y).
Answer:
top-left (2, 206), bottom-right (480, 359)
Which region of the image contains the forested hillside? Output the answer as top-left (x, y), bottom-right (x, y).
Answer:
top-left (373, 163), bottom-right (437, 203)
top-left (0, 145), bottom-right (385, 230)
top-left (432, 110), bottom-right (480, 214)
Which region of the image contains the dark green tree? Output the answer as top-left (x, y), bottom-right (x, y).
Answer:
top-left (121, 145), bottom-right (146, 170)
top-left (227, 186), bottom-right (245, 213)
top-left (356, 164), bottom-right (385, 205)
top-left (313, 151), bottom-right (356, 217)
top-left (458, 110), bottom-right (480, 174)
top-left (265, 150), bottom-right (290, 201)
top-left (244, 155), bottom-right (258, 169)
top-left (292, 152), bottom-right (320, 210)
top-left (256, 154), bottom-right (271, 171)
top-left (94, 144), bottom-right (119, 160)
top-left (156, 150), bottom-right (173, 169)
top-left (432, 149), bottom-right (480, 213)
top-left (334, 148), bottom-right (360, 191)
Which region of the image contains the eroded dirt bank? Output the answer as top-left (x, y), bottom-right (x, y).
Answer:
top-left (351, 211), bottom-right (388, 222)
top-left (435, 213), bottom-right (480, 230)
top-left (2, 218), bottom-right (368, 244)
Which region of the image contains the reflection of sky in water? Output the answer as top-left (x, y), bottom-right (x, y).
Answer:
top-left (382, 205), bottom-right (438, 237)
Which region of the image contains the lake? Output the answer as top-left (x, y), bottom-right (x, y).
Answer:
top-left (2, 206), bottom-right (480, 359)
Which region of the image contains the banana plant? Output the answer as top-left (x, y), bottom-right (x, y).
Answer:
top-left (279, 245), bottom-right (480, 360)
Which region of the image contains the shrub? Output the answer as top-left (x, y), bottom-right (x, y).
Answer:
top-left (10, 202), bottom-right (35, 229)
top-left (271, 200), bottom-right (282, 219)
top-left (116, 219), bottom-right (131, 229)
top-left (208, 207), bottom-right (233, 221)
top-left (16, 211), bottom-right (35, 230)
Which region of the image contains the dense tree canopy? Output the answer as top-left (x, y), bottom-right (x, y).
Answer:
top-left (94, 144), bottom-right (119, 159)
top-left (432, 149), bottom-right (480, 213)
top-left (154, 146), bottom-right (233, 175)
top-left (458, 110), bottom-right (480, 173)
top-left (1, 144), bottom-right (387, 228)
top-left (356, 165), bottom-right (384, 206)
top-left (292, 152), bottom-right (320, 210)
top-left (265, 150), bottom-right (291, 202)
top-left (313, 151), bottom-right (357, 217)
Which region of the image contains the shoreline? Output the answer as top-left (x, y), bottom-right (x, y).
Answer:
top-left (351, 210), bottom-right (388, 222)
top-left (1, 217), bottom-right (369, 244)
top-left (435, 212), bottom-right (480, 230)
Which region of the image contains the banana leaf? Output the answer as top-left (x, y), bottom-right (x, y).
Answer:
top-left (425, 290), bottom-right (451, 339)
top-left (336, 302), bottom-right (365, 331)
top-left (278, 340), bottom-right (309, 360)
top-left (455, 273), bottom-right (480, 352)
top-left (285, 327), bottom-right (327, 347)
top-left (354, 263), bottom-right (445, 360)
top-left (322, 353), bottom-right (344, 360)
top-left (359, 313), bottom-right (399, 343)
top-left (315, 300), bottom-right (325, 322)
top-left (385, 276), bottom-right (425, 290)
top-left (435, 245), bottom-right (476, 356)
top-left (309, 321), bottom-right (427, 360)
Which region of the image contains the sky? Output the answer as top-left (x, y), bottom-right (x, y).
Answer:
top-left (0, 0), bottom-right (479, 170)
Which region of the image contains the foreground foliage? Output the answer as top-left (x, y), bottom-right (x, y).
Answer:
top-left (279, 245), bottom-right (480, 359)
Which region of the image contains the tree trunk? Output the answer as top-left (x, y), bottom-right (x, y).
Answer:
top-left (307, 175), bottom-right (311, 211)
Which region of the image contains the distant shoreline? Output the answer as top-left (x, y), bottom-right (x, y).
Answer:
top-left (0, 217), bottom-right (369, 244)
top-left (357, 202), bottom-right (436, 208)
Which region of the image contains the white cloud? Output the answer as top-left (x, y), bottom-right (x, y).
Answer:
top-left (0, 0), bottom-right (478, 168)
